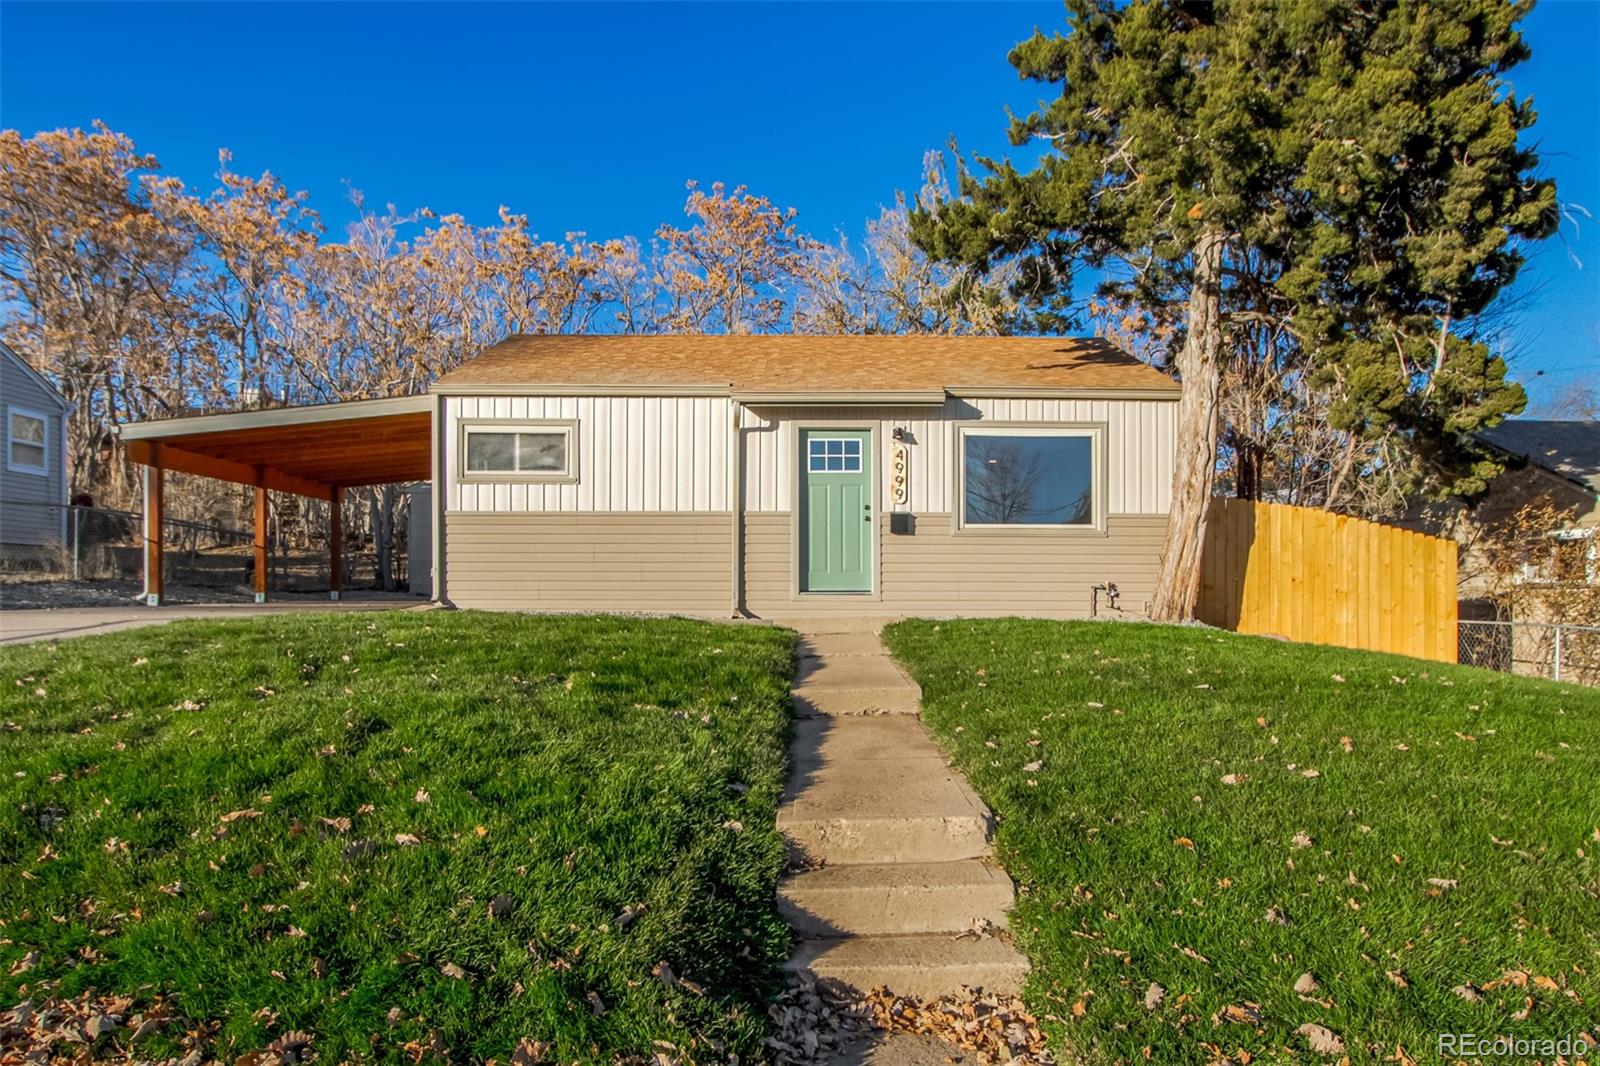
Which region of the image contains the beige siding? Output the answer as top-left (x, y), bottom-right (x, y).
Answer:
top-left (742, 512), bottom-right (1167, 618)
top-left (446, 395), bottom-right (732, 513)
top-left (740, 397), bottom-right (1176, 515)
top-left (444, 512), bottom-right (732, 613)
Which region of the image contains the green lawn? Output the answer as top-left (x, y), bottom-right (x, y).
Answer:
top-left (0, 612), bottom-right (795, 1063)
top-left (883, 619), bottom-right (1600, 1064)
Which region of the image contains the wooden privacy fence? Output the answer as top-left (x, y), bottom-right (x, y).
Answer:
top-left (1197, 499), bottom-right (1458, 663)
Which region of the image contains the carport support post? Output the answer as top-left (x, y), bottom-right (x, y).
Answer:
top-left (141, 444), bottom-right (164, 607)
top-left (328, 483), bottom-right (342, 601)
top-left (253, 467), bottom-right (269, 604)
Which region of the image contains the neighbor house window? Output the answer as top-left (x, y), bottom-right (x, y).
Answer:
top-left (808, 436), bottom-right (863, 473)
top-left (461, 422), bottom-right (576, 480)
top-left (7, 407), bottom-right (48, 476)
top-left (957, 426), bottom-right (1100, 529)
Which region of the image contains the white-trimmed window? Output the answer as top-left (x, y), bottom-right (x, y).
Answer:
top-left (807, 436), bottom-right (863, 473)
top-left (7, 406), bottom-right (48, 476)
top-left (460, 422), bottom-right (576, 481)
top-left (957, 425), bottom-right (1101, 529)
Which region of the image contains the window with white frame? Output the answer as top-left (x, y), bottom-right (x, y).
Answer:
top-left (7, 407), bottom-right (48, 476)
top-left (807, 436), bottom-right (863, 473)
top-left (462, 423), bottom-right (575, 480)
top-left (957, 425), bottom-right (1100, 528)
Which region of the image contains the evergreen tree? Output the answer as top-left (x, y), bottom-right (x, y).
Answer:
top-left (912, 0), bottom-right (1556, 619)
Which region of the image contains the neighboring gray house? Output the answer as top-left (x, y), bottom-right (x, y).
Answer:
top-left (0, 342), bottom-right (70, 553)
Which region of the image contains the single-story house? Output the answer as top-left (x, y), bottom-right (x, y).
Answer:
top-left (117, 335), bottom-right (1180, 616)
top-left (1, 341), bottom-right (70, 556)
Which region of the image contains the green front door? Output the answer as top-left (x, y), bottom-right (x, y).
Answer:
top-left (800, 429), bottom-right (873, 593)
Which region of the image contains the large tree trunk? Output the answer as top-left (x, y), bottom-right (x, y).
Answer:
top-left (1150, 230), bottom-right (1225, 621)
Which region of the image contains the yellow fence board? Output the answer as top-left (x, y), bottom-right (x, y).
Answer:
top-left (1197, 499), bottom-right (1459, 663)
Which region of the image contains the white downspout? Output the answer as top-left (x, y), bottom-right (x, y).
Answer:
top-left (730, 401), bottom-right (743, 618)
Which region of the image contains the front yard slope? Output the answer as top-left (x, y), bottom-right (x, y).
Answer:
top-left (883, 619), bottom-right (1599, 1064)
top-left (0, 612), bottom-right (795, 1063)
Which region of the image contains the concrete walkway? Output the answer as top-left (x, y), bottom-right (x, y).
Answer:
top-left (0, 595), bottom-right (424, 646)
top-left (778, 618), bottom-right (1028, 1002)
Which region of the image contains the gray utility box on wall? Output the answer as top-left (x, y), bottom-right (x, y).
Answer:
top-left (889, 512), bottom-right (915, 535)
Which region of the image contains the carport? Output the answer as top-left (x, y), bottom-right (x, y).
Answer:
top-left (116, 395), bottom-right (436, 605)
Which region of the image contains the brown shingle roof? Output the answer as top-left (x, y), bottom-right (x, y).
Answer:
top-left (431, 335), bottom-right (1177, 395)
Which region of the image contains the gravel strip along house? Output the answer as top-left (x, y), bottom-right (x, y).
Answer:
top-left (119, 335), bottom-right (1180, 616)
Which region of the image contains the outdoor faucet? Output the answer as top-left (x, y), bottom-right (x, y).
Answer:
top-left (1090, 581), bottom-right (1120, 617)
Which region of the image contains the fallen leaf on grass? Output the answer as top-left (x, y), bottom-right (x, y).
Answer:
top-left (440, 962), bottom-right (466, 980)
top-left (586, 991), bottom-right (606, 1016)
top-left (1426, 878), bottom-right (1458, 891)
top-left (1144, 983), bottom-right (1166, 1011)
top-left (1265, 906), bottom-right (1292, 927)
top-left (1215, 1002), bottom-right (1264, 1026)
top-left (510, 1038), bottom-right (549, 1066)
top-left (394, 833), bottom-right (420, 846)
top-left (220, 809), bottom-right (262, 824)
top-left (1174, 837), bottom-right (1195, 849)
top-left (1483, 969), bottom-right (1530, 990)
top-left (1174, 944), bottom-right (1211, 964)
top-left (1340, 736), bottom-right (1354, 753)
top-left (1452, 984), bottom-right (1484, 1002)
top-left (320, 816), bottom-right (351, 834)
top-left (1220, 773), bottom-right (1245, 785)
top-left (414, 789), bottom-right (430, 804)
top-left (1294, 972), bottom-right (1319, 995)
top-left (1386, 970), bottom-right (1409, 989)
top-left (1300, 768), bottom-right (1322, 779)
top-left (1291, 831), bottom-right (1313, 849)
top-left (1297, 1022), bottom-right (1345, 1056)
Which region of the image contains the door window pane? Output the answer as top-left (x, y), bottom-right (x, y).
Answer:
top-left (809, 436), bottom-right (862, 474)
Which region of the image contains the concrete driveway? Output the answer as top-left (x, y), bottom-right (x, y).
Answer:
top-left (0, 595), bottom-right (427, 646)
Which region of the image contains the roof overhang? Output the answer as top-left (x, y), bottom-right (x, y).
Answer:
top-left (733, 390), bottom-right (947, 406)
top-left (117, 395), bottom-right (433, 497)
top-left (946, 386), bottom-right (1182, 401)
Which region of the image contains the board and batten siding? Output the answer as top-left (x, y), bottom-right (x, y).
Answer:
top-left (445, 394), bottom-right (1176, 517)
top-left (740, 397), bottom-right (1176, 515)
top-left (445, 395), bottom-right (731, 513)
top-left (0, 348), bottom-right (68, 547)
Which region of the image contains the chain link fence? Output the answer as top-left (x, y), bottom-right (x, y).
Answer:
top-left (1458, 619), bottom-right (1600, 685)
top-left (1, 498), bottom-right (407, 595)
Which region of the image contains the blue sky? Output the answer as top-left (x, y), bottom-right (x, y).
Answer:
top-left (2, 1), bottom-right (1595, 410)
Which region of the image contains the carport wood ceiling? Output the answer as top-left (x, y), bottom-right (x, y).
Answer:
top-left (120, 398), bottom-right (432, 497)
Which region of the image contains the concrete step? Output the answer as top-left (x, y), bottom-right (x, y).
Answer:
top-left (785, 934), bottom-right (1029, 999)
top-left (779, 762), bottom-right (992, 866)
top-left (787, 715), bottom-right (951, 774)
top-left (793, 654), bottom-right (921, 716)
top-left (797, 632), bottom-right (888, 659)
top-left (779, 860), bottom-right (1014, 936)
top-left (780, 616), bottom-right (898, 635)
